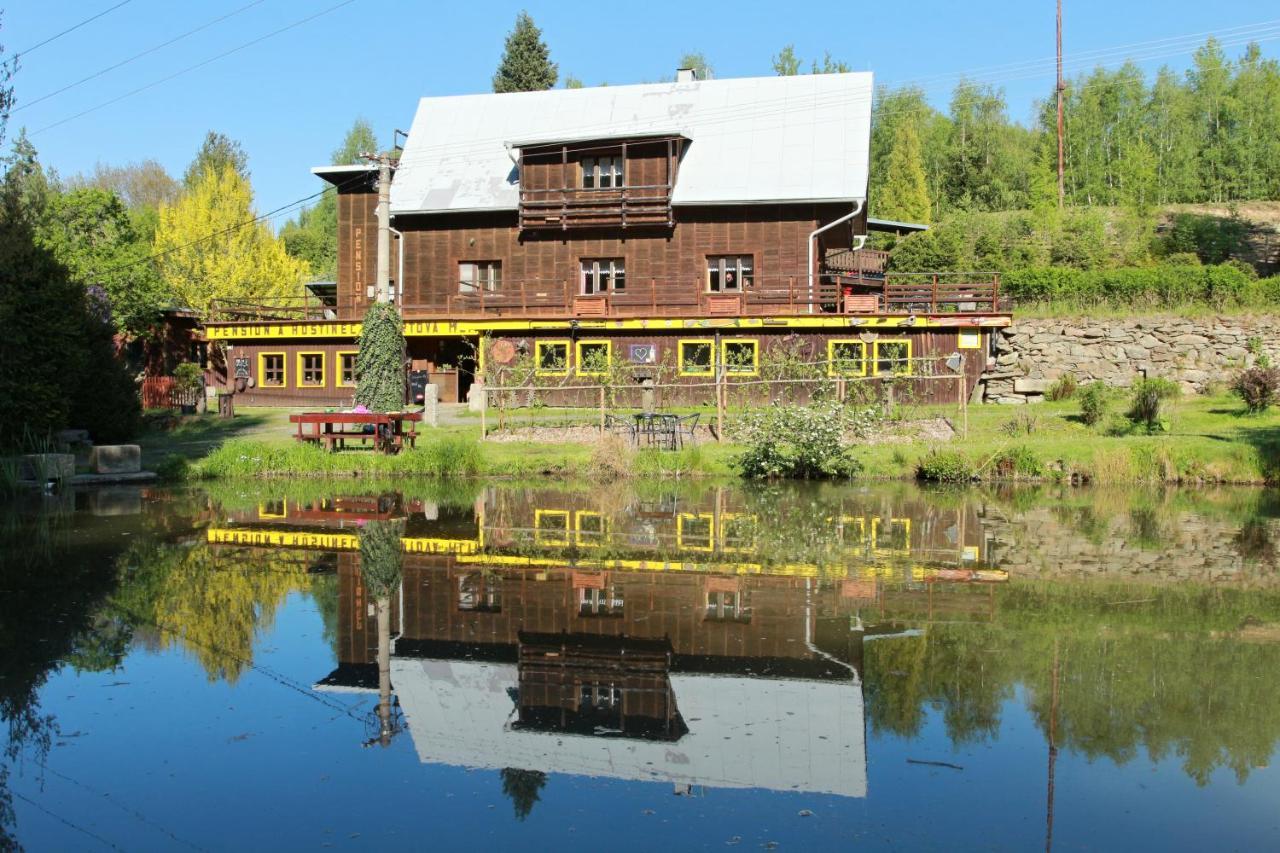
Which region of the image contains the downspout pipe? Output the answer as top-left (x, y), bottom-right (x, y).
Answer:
top-left (388, 226), bottom-right (404, 302)
top-left (808, 199), bottom-right (866, 313)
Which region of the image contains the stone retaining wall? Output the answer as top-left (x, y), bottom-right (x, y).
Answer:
top-left (982, 314), bottom-right (1280, 404)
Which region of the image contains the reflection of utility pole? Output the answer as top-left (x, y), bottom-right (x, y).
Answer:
top-left (1045, 638), bottom-right (1061, 853)
top-left (375, 593), bottom-right (393, 746)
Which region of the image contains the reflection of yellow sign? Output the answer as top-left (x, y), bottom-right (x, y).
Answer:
top-left (206, 314), bottom-right (1014, 341)
top-left (206, 528), bottom-right (476, 554)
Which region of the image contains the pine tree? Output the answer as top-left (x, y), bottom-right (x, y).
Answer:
top-left (492, 12), bottom-right (557, 93)
top-left (878, 121), bottom-right (931, 225)
top-left (355, 302), bottom-right (406, 412)
top-left (183, 131), bottom-right (249, 188)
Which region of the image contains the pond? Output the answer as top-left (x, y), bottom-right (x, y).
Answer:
top-left (2, 481), bottom-right (1279, 851)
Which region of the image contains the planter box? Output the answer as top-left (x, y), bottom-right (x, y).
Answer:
top-left (706, 294), bottom-right (742, 315)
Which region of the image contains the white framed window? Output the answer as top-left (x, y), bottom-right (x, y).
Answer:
top-left (707, 255), bottom-right (753, 292)
top-left (581, 155), bottom-right (624, 189)
top-left (580, 258), bottom-right (626, 294)
top-left (459, 261), bottom-right (501, 294)
top-left (578, 586), bottom-right (625, 616)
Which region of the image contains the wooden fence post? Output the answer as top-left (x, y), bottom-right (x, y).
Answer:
top-left (480, 385), bottom-right (487, 441)
top-left (716, 367), bottom-right (725, 443)
top-left (599, 385), bottom-right (606, 434)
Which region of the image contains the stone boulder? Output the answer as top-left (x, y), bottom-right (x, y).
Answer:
top-left (90, 445), bottom-right (141, 475)
top-left (18, 453), bottom-right (75, 483)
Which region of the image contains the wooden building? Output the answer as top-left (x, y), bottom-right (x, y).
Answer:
top-left (205, 71), bottom-right (1010, 407)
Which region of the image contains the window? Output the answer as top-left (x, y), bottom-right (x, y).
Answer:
top-left (958, 330), bottom-right (982, 349)
top-left (576, 340), bottom-right (612, 376)
top-left (873, 339), bottom-right (912, 376)
top-left (459, 261), bottom-right (501, 294)
top-left (575, 510), bottom-right (608, 545)
top-left (457, 572), bottom-right (502, 612)
top-left (580, 258), bottom-right (625, 294)
top-left (258, 500), bottom-right (287, 519)
top-left (534, 509), bottom-right (571, 545)
top-left (677, 513), bottom-right (714, 551)
top-left (706, 590), bottom-right (750, 621)
top-left (297, 352), bottom-right (325, 387)
top-left (259, 352), bottom-right (285, 387)
top-left (581, 155), bottom-right (624, 189)
top-left (707, 255), bottom-right (753, 292)
top-left (828, 339), bottom-right (868, 377)
top-left (873, 517), bottom-right (911, 555)
top-left (579, 586), bottom-right (624, 616)
top-left (721, 340), bottom-right (758, 376)
top-left (678, 339), bottom-right (714, 376)
top-left (338, 351), bottom-right (357, 387)
top-left (720, 514), bottom-right (757, 551)
top-left (579, 683), bottom-right (622, 709)
top-left (536, 340), bottom-right (570, 375)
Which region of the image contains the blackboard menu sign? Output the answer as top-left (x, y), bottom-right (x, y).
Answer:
top-left (234, 357), bottom-right (250, 379)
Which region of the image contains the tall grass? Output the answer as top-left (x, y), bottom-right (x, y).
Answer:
top-left (191, 435), bottom-right (483, 480)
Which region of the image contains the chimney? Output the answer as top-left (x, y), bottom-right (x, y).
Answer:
top-left (676, 67), bottom-right (696, 83)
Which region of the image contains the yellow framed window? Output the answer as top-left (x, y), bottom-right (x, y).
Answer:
top-left (534, 509), bottom-right (570, 546)
top-left (828, 339), bottom-right (867, 376)
top-left (297, 352), bottom-right (325, 387)
top-left (535, 340), bottom-right (570, 375)
top-left (958, 330), bottom-right (982, 350)
top-left (678, 339), bottom-right (715, 376)
top-left (719, 513), bottom-right (758, 552)
top-left (677, 513), bottom-right (714, 551)
top-left (873, 339), bottom-right (912, 376)
top-left (258, 500), bottom-right (287, 519)
top-left (872, 517), bottom-right (911, 556)
top-left (337, 351), bottom-right (358, 387)
top-left (258, 352), bottom-right (285, 387)
top-left (721, 339), bottom-right (759, 376)
top-left (575, 510), bottom-right (608, 546)
top-left (576, 340), bottom-right (612, 376)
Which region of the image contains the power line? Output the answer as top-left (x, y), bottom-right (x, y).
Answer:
top-left (15, 1), bottom-right (132, 57)
top-left (31, 0), bottom-right (359, 136)
top-left (15, 0), bottom-right (267, 113)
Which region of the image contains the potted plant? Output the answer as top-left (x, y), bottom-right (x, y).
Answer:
top-left (173, 362), bottom-right (205, 415)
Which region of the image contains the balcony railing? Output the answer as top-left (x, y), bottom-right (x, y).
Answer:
top-left (208, 270), bottom-right (1002, 324)
top-left (519, 184), bottom-right (673, 230)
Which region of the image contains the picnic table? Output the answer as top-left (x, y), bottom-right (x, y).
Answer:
top-left (288, 412), bottom-right (421, 453)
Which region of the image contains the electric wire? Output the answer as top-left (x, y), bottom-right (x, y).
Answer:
top-left (14, 0), bottom-right (268, 113)
top-left (30, 0), bottom-right (359, 136)
top-left (14, 1), bottom-right (132, 57)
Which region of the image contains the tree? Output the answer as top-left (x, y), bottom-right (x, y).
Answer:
top-left (41, 188), bottom-right (168, 337)
top-left (500, 768), bottom-right (547, 821)
top-left (677, 51), bottom-right (712, 80)
top-left (564, 74), bottom-right (584, 89)
top-left (492, 12), bottom-right (557, 93)
top-left (153, 164), bottom-right (309, 314)
top-left (878, 121), bottom-right (931, 225)
top-left (772, 45), bottom-right (801, 76)
top-left (0, 12), bottom-right (14, 148)
top-left (182, 130), bottom-right (249, 189)
top-left (72, 160), bottom-right (180, 211)
top-left (330, 117), bottom-right (378, 165)
top-left (355, 302), bottom-right (406, 412)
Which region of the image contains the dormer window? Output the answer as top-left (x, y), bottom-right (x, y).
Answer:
top-left (581, 155), bottom-right (624, 189)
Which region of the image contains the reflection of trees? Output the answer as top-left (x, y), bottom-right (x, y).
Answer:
top-left (500, 768), bottom-right (547, 821)
top-left (865, 583), bottom-right (1280, 784)
top-left (110, 540), bottom-right (314, 682)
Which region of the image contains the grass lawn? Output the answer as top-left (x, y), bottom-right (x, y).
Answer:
top-left (144, 394), bottom-right (1279, 484)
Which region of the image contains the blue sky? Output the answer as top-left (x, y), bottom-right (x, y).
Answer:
top-left (4, 0), bottom-right (1278, 222)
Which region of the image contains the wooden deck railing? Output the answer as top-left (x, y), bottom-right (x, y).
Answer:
top-left (519, 184), bottom-right (674, 229)
top-left (207, 270), bottom-right (1002, 323)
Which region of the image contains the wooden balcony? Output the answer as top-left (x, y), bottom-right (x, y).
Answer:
top-left (519, 184), bottom-right (673, 230)
top-left (208, 269), bottom-right (1003, 325)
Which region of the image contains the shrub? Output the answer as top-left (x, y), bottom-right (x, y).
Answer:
top-left (1231, 366), bottom-right (1280, 413)
top-left (355, 302), bottom-right (406, 412)
top-left (915, 449), bottom-right (974, 483)
top-left (1045, 374), bottom-right (1078, 401)
top-left (1078, 382), bottom-right (1110, 426)
top-left (735, 401), bottom-right (862, 479)
top-left (991, 445), bottom-right (1044, 479)
top-left (1127, 377), bottom-right (1181, 433)
top-left (999, 411), bottom-right (1039, 436)
top-left (155, 453), bottom-right (190, 481)
top-left (173, 362), bottom-right (204, 396)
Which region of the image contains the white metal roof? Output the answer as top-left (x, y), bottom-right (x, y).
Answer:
top-left (385, 659), bottom-right (868, 798)
top-left (390, 72), bottom-right (874, 215)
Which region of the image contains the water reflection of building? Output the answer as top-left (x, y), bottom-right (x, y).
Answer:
top-left (208, 488), bottom-right (1006, 798)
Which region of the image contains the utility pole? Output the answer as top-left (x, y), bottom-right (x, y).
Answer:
top-left (362, 152), bottom-right (395, 303)
top-left (1056, 0), bottom-right (1065, 209)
